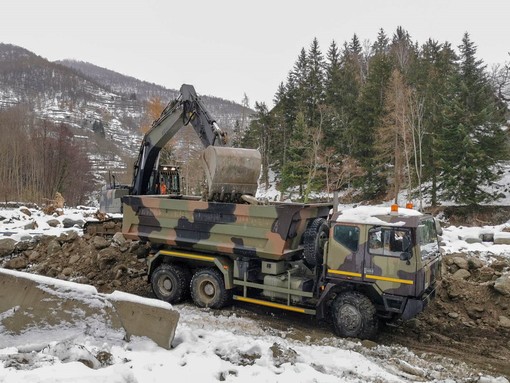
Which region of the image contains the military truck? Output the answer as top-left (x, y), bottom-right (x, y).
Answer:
top-left (122, 196), bottom-right (441, 339)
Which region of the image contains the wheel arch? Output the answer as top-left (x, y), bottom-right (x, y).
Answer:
top-left (316, 280), bottom-right (383, 320)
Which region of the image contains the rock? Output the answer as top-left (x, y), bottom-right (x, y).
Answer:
top-left (20, 208), bottom-right (31, 216)
top-left (58, 231), bottom-right (79, 243)
top-left (112, 232), bottom-right (126, 247)
top-left (468, 257), bottom-right (484, 269)
top-left (479, 232), bottom-right (494, 242)
top-left (68, 254), bottom-right (81, 265)
top-left (91, 236), bottom-right (110, 250)
top-left (360, 340), bottom-right (378, 349)
top-left (466, 307), bottom-right (484, 320)
top-left (0, 238), bottom-right (16, 257)
top-left (491, 260), bottom-right (509, 272)
top-left (270, 342), bottom-right (298, 367)
top-left (28, 251), bottom-right (41, 262)
top-left (5, 256), bottom-right (28, 270)
top-left (62, 267), bottom-right (73, 276)
top-left (24, 221), bottom-right (37, 230)
top-left (47, 239), bottom-right (62, 255)
top-left (452, 256), bottom-right (469, 270)
top-left (478, 266), bottom-right (495, 282)
top-left (97, 247), bottom-right (120, 270)
top-left (452, 269), bottom-right (471, 280)
top-left (62, 218), bottom-right (85, 228)
top-left (15, 240), bottom-right (35, 252)
top-left (397, 360), bottom-right (426, 378)
top-left (448, 312), bottom-right (459, 319)
top-left (47, 219), bottom-right (60, 227)
top-left (494, 274), bottom-right (510, 296)
top-left (499, 316), bottom-right (510, 329)
top-left (494, 232), bottom-right (510, 245)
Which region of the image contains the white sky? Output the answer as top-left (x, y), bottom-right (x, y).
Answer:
top-left (1, 0), bottom-right (509, 108)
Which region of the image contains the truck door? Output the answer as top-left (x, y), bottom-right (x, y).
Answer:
top-left (363, 226), bottom-right (416, 297)
top-left (325, 224), bottom-right (365, 282)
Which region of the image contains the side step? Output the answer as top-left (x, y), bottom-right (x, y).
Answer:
top-left (233, 295), bottom-right (316, 315)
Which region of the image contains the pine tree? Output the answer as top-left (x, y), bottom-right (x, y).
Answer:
top-left (351, 49), bottom-right (393, 198)
top-left (437, 33), bottom-right (507, 205)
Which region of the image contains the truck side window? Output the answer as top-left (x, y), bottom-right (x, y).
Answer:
top-left (368, 227), bottom-right (411, 257)
top-left (333, 225), bottom-right (359, 252)
top-left (418, 218), bottom-right (439, 260)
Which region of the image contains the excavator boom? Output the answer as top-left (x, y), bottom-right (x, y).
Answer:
top-left (131, 84), bottom-right (260, 201)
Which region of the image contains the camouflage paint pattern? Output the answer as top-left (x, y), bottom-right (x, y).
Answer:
top-left (326, 210), bottom-right (441, 305)
top-left (122, 195), bottom-right (332, 261)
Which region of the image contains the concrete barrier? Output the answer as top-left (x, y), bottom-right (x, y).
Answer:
top-left (0, 269), bottom-right (179, 349)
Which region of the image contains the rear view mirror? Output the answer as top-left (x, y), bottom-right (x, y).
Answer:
top-left (400, 251), bottom-right (412, 265)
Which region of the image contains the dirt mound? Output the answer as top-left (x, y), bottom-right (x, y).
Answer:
top-left (381, 253), bottom-right (510, 377)
top-left (0, 232), bottom-right (152, 298)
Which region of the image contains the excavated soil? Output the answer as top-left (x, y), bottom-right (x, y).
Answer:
top-left (2, 225), bottom-right (510, 378)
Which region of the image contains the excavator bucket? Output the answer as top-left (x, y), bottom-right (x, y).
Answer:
top-left (0, 269), bottom-right (179, 349)
top-left (201, 146), bottom-right (261, 202)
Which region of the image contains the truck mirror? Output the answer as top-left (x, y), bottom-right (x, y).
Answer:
top-left (400, 251), bottom-right (412, 263)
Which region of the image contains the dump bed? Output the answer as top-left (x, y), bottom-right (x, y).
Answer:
top-left (122, 195), bottom-right (331, 261)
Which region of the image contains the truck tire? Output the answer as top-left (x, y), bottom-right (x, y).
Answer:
top-left (303, 217), bottom-right (329, 266)
top-left (191, 268), bottom-right (232, 309)
top-left (151, 264), bottom-right (191, 304)
top-left (331, 291), bottom-right (378, 340)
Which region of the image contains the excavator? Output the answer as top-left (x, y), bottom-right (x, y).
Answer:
top-left (1, 85), bottom-right (261, 351)
top-left (87, 84), bottom-right (261, 235)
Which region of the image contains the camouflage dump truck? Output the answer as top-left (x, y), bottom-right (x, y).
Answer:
top-left (122, 197), bottom-right (441, 339)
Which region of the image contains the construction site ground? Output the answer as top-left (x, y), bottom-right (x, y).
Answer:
top-left (1, 212), bottom-right (510, 379)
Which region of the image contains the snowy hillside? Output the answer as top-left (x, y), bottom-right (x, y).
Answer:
top-left (0, 44), bottom-right (254, 187)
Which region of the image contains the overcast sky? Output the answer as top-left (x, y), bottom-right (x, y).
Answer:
top-left (1, 0), bottom-right (509, 108)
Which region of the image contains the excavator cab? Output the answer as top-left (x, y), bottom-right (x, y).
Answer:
top-left (158, 165), bottom-right (181, 195)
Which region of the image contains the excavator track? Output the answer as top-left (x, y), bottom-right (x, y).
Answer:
top-left (84, 217), bottom-right (123, 237)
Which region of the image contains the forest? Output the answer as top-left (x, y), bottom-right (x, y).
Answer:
top-left (240, 28), bottom-right (510, 207)
top-left (0, 105), bottom-right (94, 206)
top-left (1, 30), bottom-right (509, 208)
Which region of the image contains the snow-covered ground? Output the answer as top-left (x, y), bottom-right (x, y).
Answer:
top-left (1, 203), bottom-right (510, 382)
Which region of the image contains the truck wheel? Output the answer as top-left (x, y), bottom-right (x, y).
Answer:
top-left (331, 291), bottom-right (378, 340)
top-left (151, 264), bottom-right (191, 303)
top-left (303, 217), bottom-right (329, 266)
top-left (191, 268), bottom-right (232, 309)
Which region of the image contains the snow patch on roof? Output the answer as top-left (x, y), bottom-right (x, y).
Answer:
top-left (336, 206), bottom-right (422, 226)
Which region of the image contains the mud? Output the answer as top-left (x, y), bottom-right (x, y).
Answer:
top-left (2, 229), bottom-right (510, 379)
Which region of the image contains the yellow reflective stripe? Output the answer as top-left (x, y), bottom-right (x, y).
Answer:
top-left (233, 295), bottom-right (306, 313)
top-left (328, 269), bottom-right (362, 278)
top-left (365, 274), bottom-right (414, 285)
top-left (159, 249), bottom-right (215, 262)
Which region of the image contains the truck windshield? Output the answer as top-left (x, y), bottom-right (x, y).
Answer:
top-left (417, 218), bottom-right (439, 260)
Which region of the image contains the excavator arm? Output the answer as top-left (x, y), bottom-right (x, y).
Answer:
top-left (131, 84), bottom-right (260, 200)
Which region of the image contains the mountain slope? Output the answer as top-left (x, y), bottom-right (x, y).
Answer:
top-left (0, 44), bottom-right (254, 190)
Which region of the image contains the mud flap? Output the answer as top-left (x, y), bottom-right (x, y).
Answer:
top-left (201, 146), bottom-right (261, 201)
top-left (0, 269), bottom-right (179, 349)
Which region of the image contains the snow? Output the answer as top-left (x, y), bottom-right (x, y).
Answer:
top-left (335, 206), bottom-right (422, 226)
top-left (1, 204), bottom-right (510, 382)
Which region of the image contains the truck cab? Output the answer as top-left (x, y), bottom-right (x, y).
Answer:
top-left (322, 205), bottom-right (441, 337)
